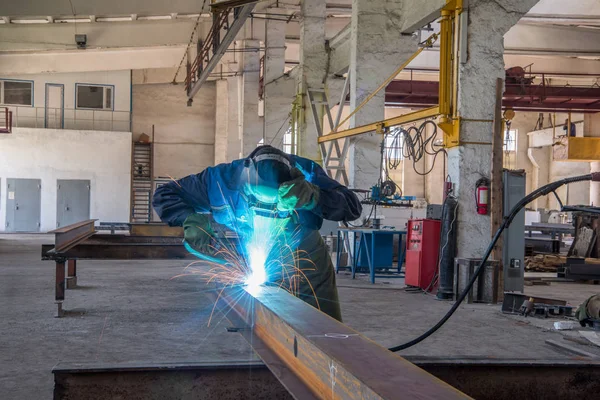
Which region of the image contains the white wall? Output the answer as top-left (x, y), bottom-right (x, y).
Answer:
top-left (0, 127), bottom-right (132, 232)
top-left (1, 70), bottom-right (131, 132)
top-left (132, 83), bottom-right (216, 179)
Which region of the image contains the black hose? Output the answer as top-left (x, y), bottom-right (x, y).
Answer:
top-left (389, 173), bottom-right (596, 352)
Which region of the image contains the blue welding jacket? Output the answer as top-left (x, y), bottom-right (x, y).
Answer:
top-left (152, 154), bottom-right (362, 234)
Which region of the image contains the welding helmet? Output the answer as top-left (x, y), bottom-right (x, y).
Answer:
top-left (243, 145), bottom-right (293, 205)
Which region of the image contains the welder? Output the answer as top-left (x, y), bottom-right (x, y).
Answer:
top-left (152, 145), bottom-right (362, 321)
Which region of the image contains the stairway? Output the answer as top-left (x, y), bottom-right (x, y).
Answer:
top-left (131, 142), bottom-right (153, 223)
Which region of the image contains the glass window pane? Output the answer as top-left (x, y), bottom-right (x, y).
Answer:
top-left (3, 81), bottom-right (32, 106)
top-left (105, 87), bottom-right (112, 109)
top-left (77, 85), bottom-right (104, 109)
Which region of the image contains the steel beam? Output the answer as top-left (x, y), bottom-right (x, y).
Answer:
top-left (186, 3), bottom-right (256, 100)
top-left (52, 358), bottom-right (600, 400)
top-left (49, 220), bottom-right (97, 253)
top-left (318, 106), bottom-right (440, 143)
top-left (214, 286), bottom-right (466, 399)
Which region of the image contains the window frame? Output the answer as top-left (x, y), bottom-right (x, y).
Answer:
top-left (503, 128), bottom-right (518, 153)
top-left (75, 83), bottom-right (115, 111)
top-left (0, 78), bottom-right (34, 107)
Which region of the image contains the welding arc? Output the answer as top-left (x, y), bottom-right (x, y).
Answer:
top-left (389, 173), bottom-right (599, 352)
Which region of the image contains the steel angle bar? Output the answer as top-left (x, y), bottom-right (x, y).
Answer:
top-left (213, 286), bottom-right (468, 399)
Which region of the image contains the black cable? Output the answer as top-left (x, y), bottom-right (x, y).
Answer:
top-left (389, 173), bottom-right (597, 352)
top-left (385, 120), bottom-right (446, 178)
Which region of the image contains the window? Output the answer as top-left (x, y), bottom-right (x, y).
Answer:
top-left (76, 84), bottom-right (113, 110)
top-left (0, 80), bottom-right (33, 106)
top-left (385, 133), bottom-right (403, 160)
top-left (504, 129), bottom-right (517, 152)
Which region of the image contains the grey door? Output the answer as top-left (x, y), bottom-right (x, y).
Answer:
top-left (6, 179), bottom-right (41, 232)
top-left (57, 180), bottom-right (91, 228)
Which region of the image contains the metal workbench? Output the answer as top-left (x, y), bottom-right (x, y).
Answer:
top-left (336, 228), bottom-right (407, 283)
top-left (41, 220), bottom-right (228, 317)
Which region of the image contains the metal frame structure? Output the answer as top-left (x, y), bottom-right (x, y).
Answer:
top-left (42, 220), bottom-right (199, 317)
top-left (185, 0), bottom-right (257, 102)
top-left (317, 0), bottom-right (463, 151)
top-left (214, 285), bottom-right (466, 399)
top-left (307, 83), bottom-right (351, 185)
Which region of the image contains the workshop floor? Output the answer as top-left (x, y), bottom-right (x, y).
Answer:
top-left (2, 234), bottom-right (600, 399)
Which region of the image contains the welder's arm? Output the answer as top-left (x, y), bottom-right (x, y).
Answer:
top-left (152, 172), bottom-right (211, 226)
top-left (310, 164), bottom-right (362, 222)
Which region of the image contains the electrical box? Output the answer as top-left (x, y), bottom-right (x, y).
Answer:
top-left (405, 219), bottom-right (441, 290)
top-left (502, 170), bottom-right (526, 292)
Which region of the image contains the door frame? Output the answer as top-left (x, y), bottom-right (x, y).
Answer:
top-left (45, 83), bottom-right (64, 129)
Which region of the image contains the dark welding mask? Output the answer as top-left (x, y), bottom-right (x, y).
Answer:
top-left (243, 146), bottom-right (293, 215)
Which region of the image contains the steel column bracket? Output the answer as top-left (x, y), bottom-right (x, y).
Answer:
top-left (439, 117), bottom-right (460, 148)
top-left (214, 286), bottom-right (467, 399)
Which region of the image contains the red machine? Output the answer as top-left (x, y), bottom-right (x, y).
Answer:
top-left (405, 219), bottom-right (441, 291)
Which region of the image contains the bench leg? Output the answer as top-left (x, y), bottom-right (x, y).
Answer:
top-left (55, 261), bottom-right (65, 318)
top-left (66, 259), bottom-right (77, 289)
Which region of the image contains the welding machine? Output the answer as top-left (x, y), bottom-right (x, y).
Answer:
top-left (405, 219), bottom-right (441, 291)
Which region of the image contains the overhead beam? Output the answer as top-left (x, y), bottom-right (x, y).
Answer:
top-left (186, 3), bottom-right (256, 100)
top-left (0, 46), bottom-right (186, 75)
top-left (1, 0), bottom-right (212, 18)
top-left (214, 286), bottom-right (465, 399)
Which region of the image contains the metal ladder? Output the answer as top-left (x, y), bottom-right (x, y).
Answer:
top-left (131, 142), bottom-right (153, 223)
top-left (306, 74), bottom-right (351, 185)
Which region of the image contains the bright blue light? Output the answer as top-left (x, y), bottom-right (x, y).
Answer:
top-left (243, 212), bottom-right (289, 290)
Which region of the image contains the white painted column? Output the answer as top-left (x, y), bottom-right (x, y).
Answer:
top-left (348, 0), bottom-right (416, 190)
top-left (263, 8), bottom-right (294, 149)
top-left (240, 39), bottom-right (263, 157)
top-left (214, 79), bottom-right (229, 165)
top-left (448, 0), bottom-right (538, 258)
top-left (296, 0), bottom-right (327, 161)
top-left (227, 75), bottom-right (241, 161)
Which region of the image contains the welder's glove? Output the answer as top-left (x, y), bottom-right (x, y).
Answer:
top-left (183, 213), bottom-right (215, 254)
top-left (277, 168), bottom-right (320, 212)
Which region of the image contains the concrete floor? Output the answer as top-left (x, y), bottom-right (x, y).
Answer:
top-left (2, 234), bottom-right (600, 399)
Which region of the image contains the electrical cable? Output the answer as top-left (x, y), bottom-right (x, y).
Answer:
top-left (385, 120), bottom-right (446, 178)
top-left (388, 172), bottom-right (600, 352)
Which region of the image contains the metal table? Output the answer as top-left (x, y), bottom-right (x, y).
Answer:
top-left (336, 228), bottom-right (407, 283)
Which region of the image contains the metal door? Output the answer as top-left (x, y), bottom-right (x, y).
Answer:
top-left (45, 83), bottom-right (64, 129)
top-left (57, 180), bottom-right (91, 228)
top-left (6, 179), bottom-right (41, 232)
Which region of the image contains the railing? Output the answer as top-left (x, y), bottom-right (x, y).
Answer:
top-left (5, 105), bottom-right (131, 132)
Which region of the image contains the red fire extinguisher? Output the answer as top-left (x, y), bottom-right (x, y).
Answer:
top-left (475, 178), bottom-right (490, 215)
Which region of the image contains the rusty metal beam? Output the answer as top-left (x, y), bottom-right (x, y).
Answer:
top-left (52, 358), bottom-right (600, 400)
top-left (214, 286), bottom-right (466, 399)
top-left (42, 242), bottom-right (196, 261)
top-left (129, 223), bottom-right (183, 237)
top-left (186, 2), bottom-right (256, 101)
top-left (49, 220), bottom-right (97, 253)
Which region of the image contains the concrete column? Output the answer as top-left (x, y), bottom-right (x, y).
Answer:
top-left (263, 8), bottom-right (294, 149)
top-left (348, 0), bottom-right (417, 190)
top-left (227, 75), bottom-right (241, 161)
top-left (448, 0), bottom-right (538, 258)
top-left (214, 79), bottom-right (229, 165)
top-left (240, 39), bottom-right (263, 157)
top-left (296, 0), bottom-right (327, 161)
